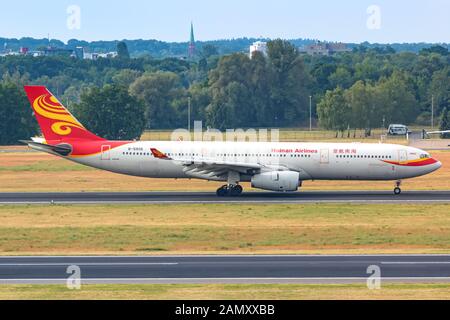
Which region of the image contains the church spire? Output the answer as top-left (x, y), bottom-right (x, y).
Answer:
top-left (188, 22), bottom-right (196, 58)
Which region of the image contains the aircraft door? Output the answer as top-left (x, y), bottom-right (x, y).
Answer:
top-left (398, 149), bottom-right (408, 165)
top-left (101, 145), bottom-right (111, 160)
top-left (320, 149), bottom-right (329, 164)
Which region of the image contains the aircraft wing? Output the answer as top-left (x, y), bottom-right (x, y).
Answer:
top-left (181, 160), bottom-right (295, 181)
top-left (427, 130), bottom-right (450, 134)
top-left (176, 157), bottom-right (263, 180)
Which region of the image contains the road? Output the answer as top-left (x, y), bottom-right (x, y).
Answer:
top-left (1, 191), bottom-right (450, 204)
top-left (0, 255), bottom-right (449, 284)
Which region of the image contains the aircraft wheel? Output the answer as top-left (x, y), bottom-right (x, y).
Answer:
top-left (216, 186), bottom-right (228, 197)
top-left (230, 185), bottom-right (243, 196)
top-left (394, 187), bottom-right (402, 195)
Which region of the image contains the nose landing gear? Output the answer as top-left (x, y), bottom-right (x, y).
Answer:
top-left (216, 184), bottom-right (243, 197)
top-left (394, 180), bottom-right (402, 195)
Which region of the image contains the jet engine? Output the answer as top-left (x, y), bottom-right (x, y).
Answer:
top-left (251, 171), bottom-right (301, 192)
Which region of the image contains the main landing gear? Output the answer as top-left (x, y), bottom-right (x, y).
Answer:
top-left (216, 184), bottom-right (243, 197)
top-left (217, 171), bottom-right (243, 197)
top-left (394, 180), bottom-right (402, 195)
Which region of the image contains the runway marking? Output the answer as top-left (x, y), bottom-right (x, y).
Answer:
top-left (0, 263), bottom-right (178, 266)
top-left (381, 261), bottom-right (450, 265)
top-left (1, 277), bottom-right (450, 282)
top-left (2, 200), bottom-right (450, 205)
top-left (2, 190), bottom-right (450, 205)
top-left (1, 254), bottom-right (450, 258)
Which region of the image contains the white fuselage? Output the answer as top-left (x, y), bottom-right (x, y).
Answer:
top-left (69, 141), bottom-right (441, 183)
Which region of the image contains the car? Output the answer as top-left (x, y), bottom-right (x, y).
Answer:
top-left (388, 124), bottom-right (411, 136)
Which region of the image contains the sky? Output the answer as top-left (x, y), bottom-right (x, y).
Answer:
top-left (0, 0), bottom-right (449, 43)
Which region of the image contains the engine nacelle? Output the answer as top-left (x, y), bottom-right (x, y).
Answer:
top-left (251, 171), bottom-right (300, 192)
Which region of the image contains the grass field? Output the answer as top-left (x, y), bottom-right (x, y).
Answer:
top-left (0, 284), bottom-right (449, 300)
top-left (0, 148), bottom-right (449, 192)
top-left (0, 203), bottom-right (448, 255)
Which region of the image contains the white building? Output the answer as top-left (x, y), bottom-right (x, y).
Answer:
top-left (249, 41), bottom-right (268, 58)
top-left (97, 52), bottom-right (118, 59)
top-left (84, 51), bottom-right (118, 60)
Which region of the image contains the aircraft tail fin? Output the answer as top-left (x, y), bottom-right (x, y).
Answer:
top-left (23, 86), bottom-right (104, 142)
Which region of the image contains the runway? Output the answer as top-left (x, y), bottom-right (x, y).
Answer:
top-left (0, 255), bottom-right (449, 284)
top-left (1, 191), bottom-right (450, 204)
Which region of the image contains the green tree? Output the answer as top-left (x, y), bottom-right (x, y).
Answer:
top-left (317, 87), bottom-right (351, 134)
top-left (187, 83), bottom-right (211, 122)
top-left (439, 107), bottom-right (450, 138)
top-left (376, 71), bottom-right (419, 124)
top-left (420, 45), bottom-right (449, 56)
top-left (250, 51), bottom-right (274, 126)
top-left (60, 85), bottom-right (82, 112)
top-left (112, 69), bottom-right (142, 87)
top-left (328, 66), bottom-right (353, 89)
top-left (0, 83), bottom-right (38, 145)
top-left (354, 57), bottom-right (381, 82)
top-left (429, 67), bottom-right (450, 114)
top-left (310, 60), bottom-right (337, 93)
top-left (117, 41), bottom-right (130, 59)
top-left (201, 44), bottom-right (218, 59)
top-left (345, 80), bottom-right (380, 130)
top-left (206, 53), bottom-right (254, 129)
top-left (74, 84), bottom-right (145, 140)
top-left (129, 72), bottom-right (184, 129)
top-left (267, 39), bottom-right (310, 126)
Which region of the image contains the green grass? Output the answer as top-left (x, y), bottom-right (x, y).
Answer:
top-left (0, 160), bottom-right (94, 172)
top-left (0, 203), bottom-right (449, 255)
top-left (0, 284), bottom-right (449, 300)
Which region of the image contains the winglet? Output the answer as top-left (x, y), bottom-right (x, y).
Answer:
top-left (151, 148), bottom-right (171, 160)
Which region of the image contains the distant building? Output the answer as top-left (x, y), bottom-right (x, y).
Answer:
top-left (74, 46), bottom-right (85, 59)
top-left (30, 51), bottom-right (44, 57)
top-left (97, 52), bottom-right (118, 59)
top-left (43, 46), bottom-right (73, 57)
top-left (301, 41), bottom-right (351, 56)
top-left (249, 41), bottom-right (268, 58)
top-left (0, 43), bottom-right (117, 60)
top-left (19, 47), bottom-right (29, 55)
top-left (188, 22), bottom-right (196, 58)
top-left (83, 52), bottom-right (98, 60)
top-left (83, 51), bottom-right (118, 60)
top-left (0, 43), bottom-right (10, 56)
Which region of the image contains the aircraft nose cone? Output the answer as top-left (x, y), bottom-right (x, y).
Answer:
top-left (436, 160), bottom-right (442, 169)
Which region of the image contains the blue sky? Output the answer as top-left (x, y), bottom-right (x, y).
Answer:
top-left (1, 0), bottom-right (448, 43)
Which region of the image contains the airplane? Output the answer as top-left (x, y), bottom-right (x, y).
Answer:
top-left (22, 85), bottom-right (442, 196)
top-left (422, 130), bottom-right (450, 146)
top-left (426, 130), bottom-right (450, 135)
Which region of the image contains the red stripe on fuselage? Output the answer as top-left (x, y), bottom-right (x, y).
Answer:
top-left (382, 158), bottom-right (438, 167)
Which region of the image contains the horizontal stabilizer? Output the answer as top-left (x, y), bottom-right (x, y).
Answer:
top-left (20, 140), bottom-right (72, 157)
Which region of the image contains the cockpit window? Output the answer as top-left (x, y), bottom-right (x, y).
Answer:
top-left (420, 154), bottom-right (430, 159)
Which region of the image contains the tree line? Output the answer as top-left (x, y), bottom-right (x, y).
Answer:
top-left (0, 40), bottom-right (449, 144)
top-left (2, 36), bottom-right (449, 58)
